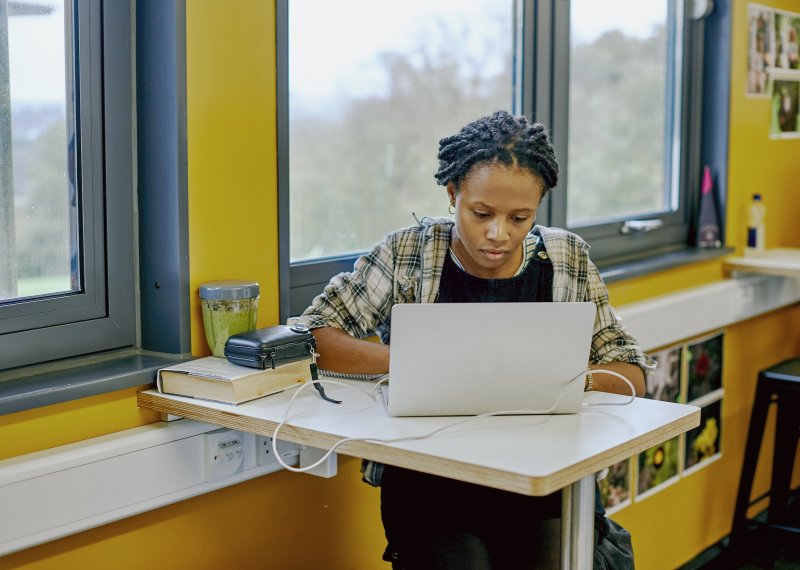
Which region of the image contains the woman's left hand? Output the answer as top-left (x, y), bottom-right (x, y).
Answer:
top-left (588, 362), bottom-right (645, 397)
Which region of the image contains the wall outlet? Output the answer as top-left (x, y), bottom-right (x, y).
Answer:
top-left (255, 435), bottom-right (300, 468)
top-left (204, 428), bottom-right (245, 481)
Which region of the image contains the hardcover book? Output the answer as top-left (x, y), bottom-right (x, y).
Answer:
top-left (157, 356), bottom-right (312, 405)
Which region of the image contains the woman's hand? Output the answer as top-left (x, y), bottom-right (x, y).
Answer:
top-left (311, 326), bottom-right (390, 374)
top-left (588, 362), bottom-right (645, 397)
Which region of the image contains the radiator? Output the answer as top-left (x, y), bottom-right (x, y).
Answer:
top-left (0, 419), bottom-right (282, 555)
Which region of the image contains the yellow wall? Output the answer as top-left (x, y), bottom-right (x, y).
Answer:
top-left (1, 1), bottom-right (799, 568)
top-left (725, 0), bottom-right (800, 251)
top-left (185, 0), bottom-right (281, 355)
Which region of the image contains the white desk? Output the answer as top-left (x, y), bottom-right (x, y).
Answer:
top-left (138, 382), bottom-right (699, 569)
top-left (723, 247), bottom-right (800, 277)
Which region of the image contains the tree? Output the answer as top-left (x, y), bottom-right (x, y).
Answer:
top-left (567, 27), bottom-right (667, 224)
top-left (289, 12), bottom-right (512, 260)
top-left (14, 117), bottom-right (71, 282)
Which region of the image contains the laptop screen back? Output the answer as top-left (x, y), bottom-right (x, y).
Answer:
top-left (386, 302), bottom-right (595, 416)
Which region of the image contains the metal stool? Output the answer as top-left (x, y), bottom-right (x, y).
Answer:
top-left (730, 358), bottom-right (800, 555)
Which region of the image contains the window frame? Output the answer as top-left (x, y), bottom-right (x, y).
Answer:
top-left (0, 0), bottom-right (192, 403)
top-left (277, 0), bottom-right (727, 321)
top-left (539, 0), bottom-right (707, 266)
top-left (0, 0), bottom-right (136, 370)
top-left (277, 0), bottom-right (364, 321)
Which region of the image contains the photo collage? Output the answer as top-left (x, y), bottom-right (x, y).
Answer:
top-left (747, 4), bottom-right (800, 139)
top-left (598, 332), bottom-right (724, 514)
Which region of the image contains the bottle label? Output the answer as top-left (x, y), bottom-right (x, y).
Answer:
top-left (747, 227), bottom-right (758, 248)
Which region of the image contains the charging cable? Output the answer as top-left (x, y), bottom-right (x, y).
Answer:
top-left (271, 377), bottom-right (575, 474)
top-left (271, 379), bottom-right (375, 473)
top-left (582, 368), bottom-right (637, 407)
top-left (273, 368), bottom-right (637, 473)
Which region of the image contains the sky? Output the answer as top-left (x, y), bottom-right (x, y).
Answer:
top-left (571, 0), bottom-right (666, 45)
top-left (6, 0), bottom-right (667, 105)
top-left (7, 1), bottom-right (66, 105)
top-left (289, 0), bottom-right (667, 101)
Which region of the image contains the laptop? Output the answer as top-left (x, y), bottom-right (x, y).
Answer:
top-left (384, 302), bottom-right (596, 416)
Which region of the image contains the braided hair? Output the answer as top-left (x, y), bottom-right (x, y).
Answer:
top-left (434, 111), bottom-right (559, 197)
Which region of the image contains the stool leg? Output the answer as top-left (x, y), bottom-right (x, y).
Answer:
top-left (730, 378), bottom-right (772, 547)
top-left (767, 391), bottom-right (800, 527)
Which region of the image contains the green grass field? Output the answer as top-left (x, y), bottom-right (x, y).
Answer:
top-left (16, 275), bottom-right (72, 298)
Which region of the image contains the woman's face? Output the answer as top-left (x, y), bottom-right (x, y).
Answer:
top-left (448, 163), bottom-right (544, 279)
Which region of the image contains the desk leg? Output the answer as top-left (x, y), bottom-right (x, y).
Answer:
top-left (561, 474), bottom-right (595, 569)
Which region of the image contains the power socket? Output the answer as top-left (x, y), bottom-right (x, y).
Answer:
top-left (255, 435), bottom-right (300, 468)
top-left (205, 428), bottom-right (245, 481)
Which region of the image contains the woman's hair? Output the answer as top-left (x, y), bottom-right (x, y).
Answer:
top-left (434, 111), bottom-right (559, 196)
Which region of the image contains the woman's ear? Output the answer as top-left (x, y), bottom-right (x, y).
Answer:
top-left (446, 182), bottom-right (457, 204)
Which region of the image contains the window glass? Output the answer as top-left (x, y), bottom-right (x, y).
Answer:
top-left (566, 0), bottom-right (675, 226)
top-left (281, 0), bottom-right (716, 316)
top-left (288, 0), bottom-right (516, 262)
top-left (0, 0), bottom-right (78, 303)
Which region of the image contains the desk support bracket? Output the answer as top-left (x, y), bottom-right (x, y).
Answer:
top-left (561, 474), bottom-right (595, 569)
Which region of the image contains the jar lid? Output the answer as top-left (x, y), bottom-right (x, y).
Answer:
top-left (199, 280), bottom-right (260, 300)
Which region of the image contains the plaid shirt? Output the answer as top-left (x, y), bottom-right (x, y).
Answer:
top-left (291, 217), bottom-right (655, 486)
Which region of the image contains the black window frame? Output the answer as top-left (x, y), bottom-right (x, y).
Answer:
top-left (277, 0), bottom-right (729, 321)
top-left (0, 0), bottom-right (191, 411)
top-left (0, 0), bottom-right (135, 370)
top-left (543, 0), bottom-right (710, 267)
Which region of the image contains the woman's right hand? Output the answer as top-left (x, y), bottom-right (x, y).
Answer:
top-left (311, 326), bottom-right (390, 375)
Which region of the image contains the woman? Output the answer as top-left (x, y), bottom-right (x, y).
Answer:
top-left (291, 110), bottom-right (653, 569)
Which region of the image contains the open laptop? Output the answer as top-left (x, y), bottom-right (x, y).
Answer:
top-left (384, 302), bottom-right (596, 416)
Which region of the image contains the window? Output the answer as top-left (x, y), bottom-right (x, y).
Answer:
top-left (0, 0), bottom-right (190, 411)
top-left (566, 2), bottom-right (679, 226)
top-left (549, 0), bottom-right (703, 264)
top-left (0, 0), bottom-right (135, 370)
top-left (286, 0), bottom-right (517, 263)
top-left (278, 0), bottom-right (720, 318)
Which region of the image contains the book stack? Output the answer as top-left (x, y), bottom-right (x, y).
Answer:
top-left (157, 356), bottom-right (312, 405)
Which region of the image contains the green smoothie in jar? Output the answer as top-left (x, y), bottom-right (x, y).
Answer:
top-left (199, 280), bottom-right (260, 357)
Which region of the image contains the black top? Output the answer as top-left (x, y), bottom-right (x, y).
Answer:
top-left (437, 238), bottom-right (553, 303)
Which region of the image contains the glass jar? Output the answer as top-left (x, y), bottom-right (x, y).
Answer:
top-left (199, 280), bottom-right (260, 357)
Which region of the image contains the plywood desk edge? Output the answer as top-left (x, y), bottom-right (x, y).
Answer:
top-left (137, 390), bottom-right (700, 496)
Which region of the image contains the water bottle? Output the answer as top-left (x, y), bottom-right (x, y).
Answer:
top-left (745, 193), bottom-right (766, 256)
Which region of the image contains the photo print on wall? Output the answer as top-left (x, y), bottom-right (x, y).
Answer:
top-left (684, 399), bottom-right (723, 473)
top-left (683, 331), bottom-right (724, 475)
top-left (636, 437), bottom-right (680, 499)
top-left (633, 331), bottom-right (726, 500)
top-left (747, 4), bottom-right (775, 97)
top-left (773, 9), bottom-right (800, 71)
top-left (686, 332), bottom-right (724, 404)
top-left (599, 459), bottom-right (631, 514)
top-left (770, 75), bottom-right (800, 139)
top-left (746, 4), bottom-right (800, 138)
top-left (646, 345), bottom-right (683, 403)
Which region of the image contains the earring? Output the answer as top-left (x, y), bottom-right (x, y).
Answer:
top-left (448, 202), bottom-right (455, 215)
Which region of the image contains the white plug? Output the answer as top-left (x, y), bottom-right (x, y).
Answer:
top-left (299, 445), bottom-right (338, 478)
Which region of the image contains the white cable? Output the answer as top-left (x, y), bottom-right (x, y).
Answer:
top-left (273, 368), bottom-right (637, 473)
top-left (271, 378), bottom-right (571, 473)
top-left (271, 380), bottom-right (375, 473)
top-left (581, 368), bottom-right (637, 407)
top-left (372, 375), bottom-right (389, 397)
